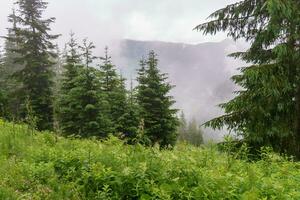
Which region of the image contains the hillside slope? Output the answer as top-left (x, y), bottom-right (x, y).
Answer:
top-left (0, 121), bottom-right (299, 199)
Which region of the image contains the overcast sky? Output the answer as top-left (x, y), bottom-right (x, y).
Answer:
top-left (0, 0), bottom-right (238, 48)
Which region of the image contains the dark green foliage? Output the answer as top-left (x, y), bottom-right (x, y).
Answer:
top-left (112, 77), bottom-right (133, 133)
top-left (0, 86), bottom-right (8, 119)
top-left (99, 47), bottom-right (131, 135)
top-left (76, 41), bottom-right (110, 137)
top-left (56, 33), bottom-right (83, 135)
top-left (99, 47), bottom-right (118, 93)
top-left (195, 0), bottom-right (300, 158)
top-left (57, 38), bottom-right (108, 137)
top-left (73, 67), bottom-right (104, 137)
top-left (5, 0), bottom-right (59, 130)
top-left (120, 79), bottom-right (140, 141)
top-left (56, 41), bottom-right (141, 139)
top-left (137, 51), bottom-right (178, 147)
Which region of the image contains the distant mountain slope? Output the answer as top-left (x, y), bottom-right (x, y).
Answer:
top-left (114, 39), bottom-right (246, 141)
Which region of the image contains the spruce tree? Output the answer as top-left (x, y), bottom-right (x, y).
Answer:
top-left (112, 76), bottom-right (130, 133)
top-left (74, 39), bottom-right (106, 137)
top-left (118, 78), bottom-right (140, 140)
top-left (195, 0), bottom-right (300, 158)
top-left (5, 0), bottom-right (59, 130)
top-left (56, 33), bottom-right (83, 135)
top-left (99, 47), bottom-right (127, 134)
top-left (136, 58), bottom-right (147, 117)
top-left (99, 47), bottom-right (118, 93)
top-left (75, 67), bottom-right (103, 137)
top-left (137, 51), bottom-right (178, 147)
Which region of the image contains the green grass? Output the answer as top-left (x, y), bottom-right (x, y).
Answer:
top-left (0, 120), bottom-right (299, 200)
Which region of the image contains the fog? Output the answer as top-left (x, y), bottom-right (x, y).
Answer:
top-left (0, 0), bottom-right (239, 48)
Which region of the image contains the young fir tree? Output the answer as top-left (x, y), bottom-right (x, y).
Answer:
top-left (136, 58), bottom-right (148, 121)
top-left (99, 47), bottom-right (127, 134)
top-left (137, 51), bottom-right (178, 147)
top-left (195, 0), bottom-right (300, 158)
top-left (5, 0), bottom-right (59, 130)
top-left (119, 78), bottom-right (140, 141)
top-left (74, 39), bottom-right (107, 137)
top-left (56, 33), bottom-right (83, 135)
top-left (112, 76), bottom-right (130, 134)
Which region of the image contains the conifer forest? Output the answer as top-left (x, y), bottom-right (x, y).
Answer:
top-left (0, 0), bottom-right (299, 199)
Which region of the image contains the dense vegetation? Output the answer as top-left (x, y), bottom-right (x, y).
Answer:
top-left (0, 121), bottom-right (299, 199)
top-left (195, 0), bottom-right (300, 159)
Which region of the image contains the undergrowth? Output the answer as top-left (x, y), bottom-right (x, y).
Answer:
top-left (0, 120), bottom-right (299, 199)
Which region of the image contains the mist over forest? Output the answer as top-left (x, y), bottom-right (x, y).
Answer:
top-left (115, 39), bottom-right (247, 141)
top-left (0, 0), bottom-right (299, 199)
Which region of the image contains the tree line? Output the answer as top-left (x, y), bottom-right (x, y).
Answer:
top-left (0, 0), bottom-right (184, 148)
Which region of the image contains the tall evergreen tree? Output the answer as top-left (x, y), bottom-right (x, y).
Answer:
top-left (74, 39), bottom-right (106, 137)
top-left (136, 58), bottom-right (148, 118)
top-left (99, 47), bottom-right (127, 133)
top-left (58, 38), bottom-right (111, 137)
top-left (56, 33), bottom-right (83, 134)
top-left (112, 76), bottom-right (130, 133)
top-left (5, 0), bottom-right (59, 130)
top-left (99, 47), bottom-right (118, 93)
top-left (117, 78), bottom-right (140, 139)
top-left (137, 51), bottom-right (178, 147)
top-left (195, 0), bottom-right (300, 158)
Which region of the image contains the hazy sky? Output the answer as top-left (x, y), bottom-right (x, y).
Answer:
top-left (0, 0), bottom-right (238, 48)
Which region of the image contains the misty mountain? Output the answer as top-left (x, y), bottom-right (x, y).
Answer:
top-left (114, 39), bottom-right (246, 141)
